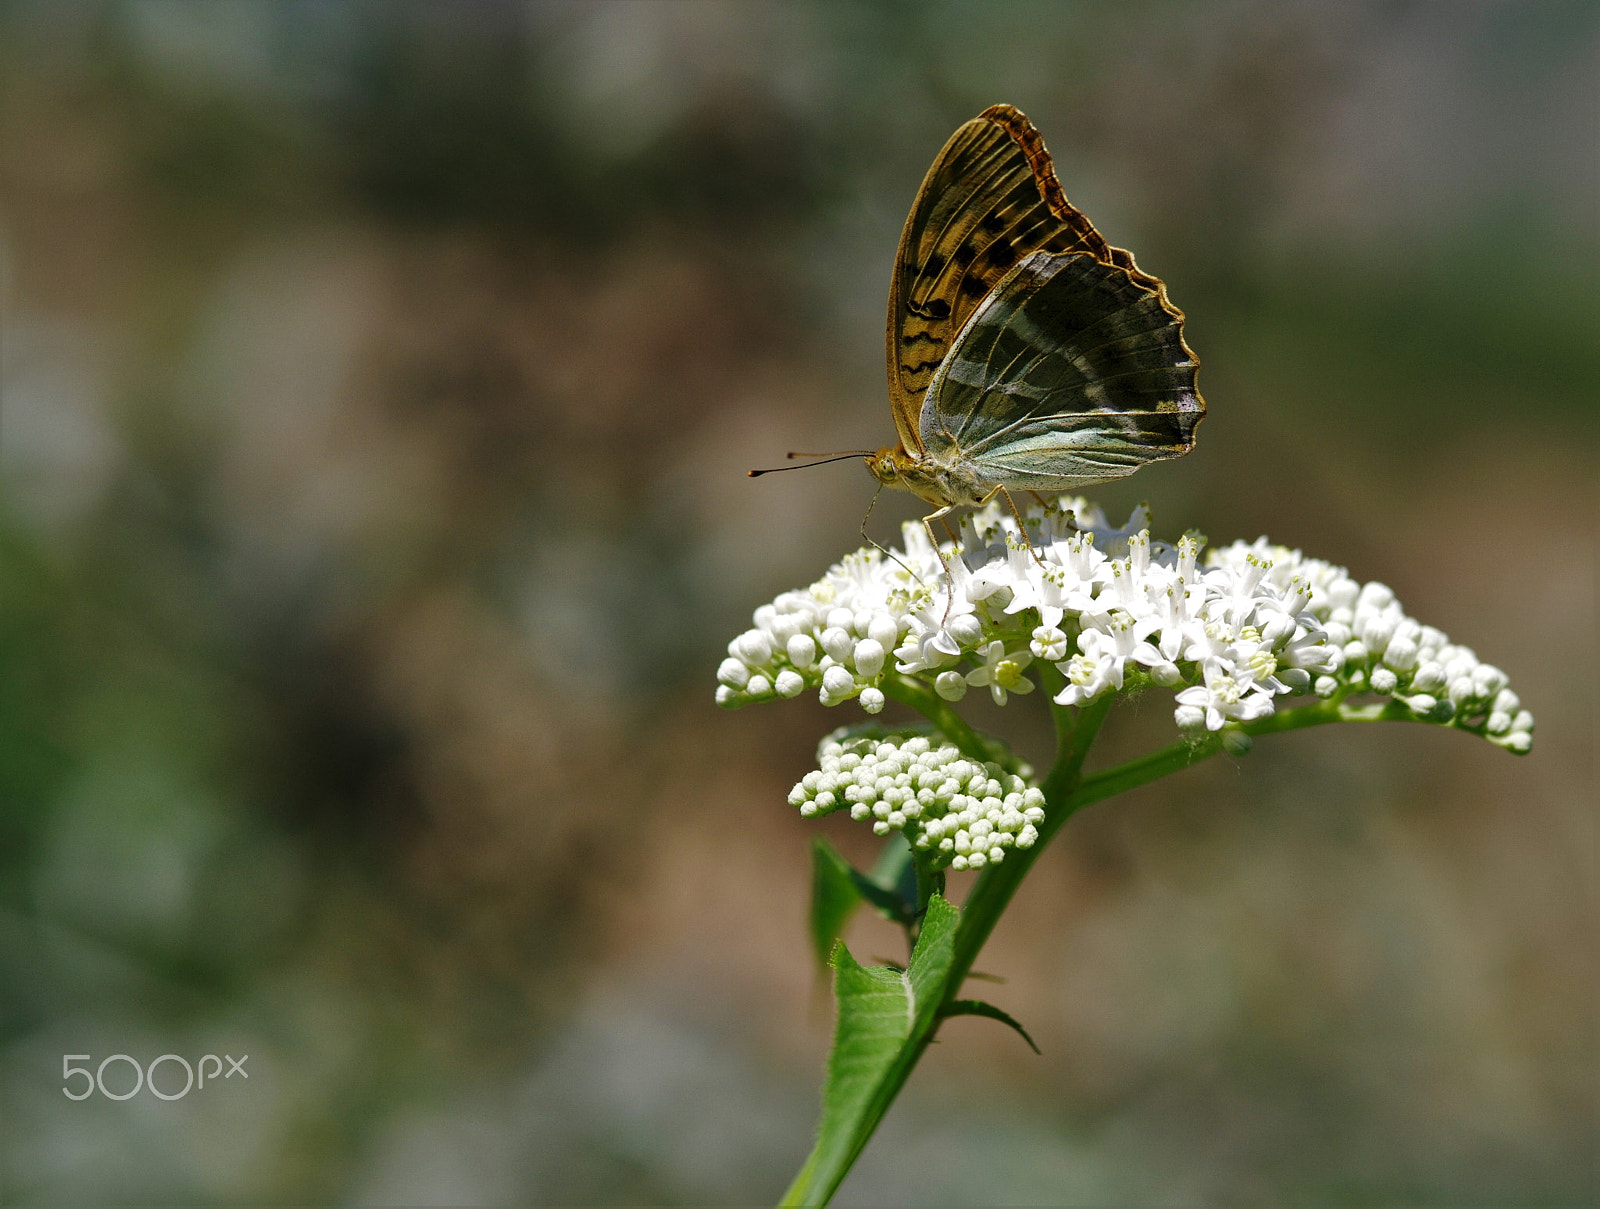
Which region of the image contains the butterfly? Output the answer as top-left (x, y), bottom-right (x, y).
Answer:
top-left (756, 105), bottom-right (1203, 547)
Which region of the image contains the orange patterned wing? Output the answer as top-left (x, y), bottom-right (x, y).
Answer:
top-left (885, 104), bottom-right (1169, 453)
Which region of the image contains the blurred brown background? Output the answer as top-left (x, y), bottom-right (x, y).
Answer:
top-left (0, 2), bottom-right (1594, 1204)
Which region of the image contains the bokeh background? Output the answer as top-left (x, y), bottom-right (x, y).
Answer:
top-left (0, 1), bottom-right (1594, 1204)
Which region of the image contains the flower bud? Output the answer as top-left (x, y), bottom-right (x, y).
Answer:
top-left (732, 629), bottom-right (773, 666)
top-left (770, 612), bottom-right (805, 643)
top-left (1358, 582), bottom-right (1396, 611)
top-left (1474, 664), bottom-right (1509, 696)
top-left (1222, 729), bottom-right (1253, 757)
top-left (787, 633), bottom-right (818, 669)
top-left (821, 626), bottom-right (854, 663)
top-left (1358, 612), bottom-right (1397, 655)
top-left (1260, 612), bottom-right (1296, 647)
top-left (868, 613), bottom-right (900, 649)
top-left (1382, 637), bottom-right (1419, 672)
top-left (717, 657), bottom-right (751, 689)
top-left (775, 669), bottom-right (805, 698)
top-left (935, 671), bottom-right (967, 701)
top-left (853, 639), bottom-right (886, 679)
top-left (859, 686), bottom-right (885, 714)
top-left (946, 613), bottom-right (984, 648)
top-left (1411, 661), bottom-right (1446, 693)
top-left (1327, 579), bottom-right (1359, 609)
top-left (822, 666), bottom-right (855, 697)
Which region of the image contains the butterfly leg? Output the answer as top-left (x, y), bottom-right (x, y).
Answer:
top-left (860, 482), bottom-right (928, 588)
top-left (918, 505), bottom-right (960, 624)
top-left (994, 486), bottom-right (1049, 570)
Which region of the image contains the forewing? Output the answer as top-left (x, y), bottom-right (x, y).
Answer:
top-left (886, 104), bottom-right (1151, 453)
top-left (921, 251), bottom-right (1203, 490)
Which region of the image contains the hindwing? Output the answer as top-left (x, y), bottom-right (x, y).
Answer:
top-left (921, 251), bottom-right (1203, 489)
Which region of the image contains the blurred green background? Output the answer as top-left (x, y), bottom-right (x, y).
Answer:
top-left (0, 2), bottom-right (1594, 1204)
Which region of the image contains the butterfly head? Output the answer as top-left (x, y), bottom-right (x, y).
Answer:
top-left (865, 446), bottom-right (909, 488)
top-left (867, 444), bottom-right (989, 510)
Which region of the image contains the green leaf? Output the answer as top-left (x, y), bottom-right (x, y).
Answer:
top-left (784, 896), bottom-right (960, 1206)
top-left (808, 838), bottom-right (863, 968)
top-left (942, 998), bottom-right (1041, 1054)
top-left (847, 849), bottom-right (915, 928)
top-left (868, 830), bottom-right (916, 909)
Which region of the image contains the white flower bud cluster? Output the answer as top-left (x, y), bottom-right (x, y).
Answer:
top-left (716, 496), bottom-right (1531, 753)
top-left (788, 733), bottom-right (1047, 871)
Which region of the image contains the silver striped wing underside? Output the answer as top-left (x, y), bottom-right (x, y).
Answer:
top-left (921, 251), bottom-right (1203, 491)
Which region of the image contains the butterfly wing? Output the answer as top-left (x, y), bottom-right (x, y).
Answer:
top-left (921, 250), bottom-right (1203, 490)
top-left (885, 104), bottom-right (1167, 454)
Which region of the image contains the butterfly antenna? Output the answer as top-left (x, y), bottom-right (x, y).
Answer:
top-left (748, 451), bottom-right (871, 478)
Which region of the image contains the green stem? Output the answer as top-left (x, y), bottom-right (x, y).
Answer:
top-left (781, 689), bottom-right (1420, 1205)
top-left (934, 691), bottom-right (1113, 1040)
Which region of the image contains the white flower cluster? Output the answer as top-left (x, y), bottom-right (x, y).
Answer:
top-left (790, 732), bottom-right (1046, 871)
top-left (716, 496), bottom-right (1532, 753)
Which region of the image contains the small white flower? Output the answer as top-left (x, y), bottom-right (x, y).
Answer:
top-left (1174, 663), bottom-right (1276, 731)
top-left (1054, 651), bottom-right (1114, 707)
top-left (1030, 625), bottom-right (1070, 662)
top-left (966, 640), bottom-right (1035, 705)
